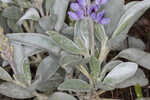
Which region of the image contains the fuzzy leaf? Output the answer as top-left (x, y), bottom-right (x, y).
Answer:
top-left (89, 56), bottom-right (100, 81)
top-left (103, 0), bottom-right (124, 37)
top-left (47, 31), bottom-right (83, 55)
top-left (58, 79), bottom-right (90, 92)
top-left (0, 82), bottom-right (33, 99)
top-left (74, 18), bottom-right (90, 52)
top-left (48, 92), bottom-right (77, 100)
top-left (7, 33), bottom-right (60, 55)
top-left (115, 48), bottom-right (150, 70)
top-left (0, 67), bottom-right (12, 81)
top-left (39, 16), bottom-right (56, 31)
top-left (111, 0), bottom-right (150, 38)
top-left (99, 60), bottom-right (123, 81)
top-left (36, 56), bottom-right (60, 82)
top-left (116, 68), bottom-right (148, 88)
top-left (52, 0), bottom-right (70, 31)
top-left (45, 0), bottom-right (55, 15)
top-left (2, 6), bottom-right (22, 19)
top-left (17, 8), bottom-right (40, 25)
top-left (103, 62), bottom-right (138, 86)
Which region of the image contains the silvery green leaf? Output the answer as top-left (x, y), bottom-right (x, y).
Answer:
top-left (124, 1), bottom-right (140, 10)
top-left (17, 8), bottom-right (40, 25)
top-left (74, 18), bottom-right (90, 52)
top-left (35, 72), bottom-right (64, 92)
top-left (112, 36), bottom-right (145, 51)
top-left (0, 0), bottom-right (12, 3)
top-left (12, 43), bottom-right (31, 85)
top-left (103, 62), bottom-right (138, 86)
top-left (103, 0), bottom-right (124, 37)
top-left (2, 6), bottom-right (22, 19)
top-left (47, 31), bottom-right (83, 55)
top-left (15, 0), bottom-right (31, 8)
top-left (89, 56), bottom-right (100, 81)
top-left (7, 33), bottom-right (60, 55)
top-left (116, 68), bottom-right (148, 88)
top-left (48, 92), bottom-right (77, 100)
top-left (60, 55), bottom-right (82, 68)
top-left (95, 24), bottom-right (107, 43)
top-left (39, 16), bottom-right (56, 31)
top-left (0, 82), bottom-right (33, 99)
top-left (61, 24), bottom-right (74, 36)
top-left (52, 0), bottom-right (70, 31)
top-left (7, 19), bottom-right (23, 32)
top-left (12, 43), bottom-right (25, 74)
top-left (45, 0), bottom-right (55, 15)
top-left (115, 48), bottom-right (150, 70)
top-left (128, 36), bottom-right (145, 50)
top-left (36, 56), bottom-right (60, 82)
top-left (0, 67), bottom-right (12, 81)
top-left (99, 60), bottom-right (123, 81)
top-left (23, 45), bottom-right (43, 57)
top-left (58, 79), bottom-right (91, 92)
top-left (111, 0), bottom-right (150, 38)
top-left (35, 22), bottom-right (45, 33)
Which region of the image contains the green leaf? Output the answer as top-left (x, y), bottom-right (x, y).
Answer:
top-left (58, 79), bottom-right (91, 92)
top-left (12, 43), bottom-right (31, 85)
top-left (52, 0), bottom-right (70, 31)
top-left (7, 33), bottom-right (60, 54)
top-left (103, 62), bottom-right (138, 86)
top-left (89, 56), bottom-right (100, 81)
top-left (111, 0), bottom-right (150, 38)
top-left (134, 84), bottom-right (143, 99)
top-left (0, 82), bottom-right (33, 99)
top-left (17, 8), bottom-right (40, 25)
top-left (47, 31), bottom-right (83, 55)
top-left (60, 55), bottom-right (83, 68)
top-left (36, 56), bottom-right (60, 82)
top-left (45, 0), bottom-right (55, 15)
top-left (2, 6), bottom-right (22, 19)
top-left (0, 67), bottom-right (12, 81)
top-left (103, 0), bottom-right (124, 37)
top-left (115, 48), bottom-right (150, 70)
top-left (95, 24), bottom-right (107, 43)
top-left (39, 16), bottom-right (56, 31)
top-left (99, 60), bottom-right (123, 81)
top-left (116, 68), bottom-right (148, 88)
top-left (48, 92), bottom-right (77, 100)
top-left (74, 18), bottom-right (90, 52)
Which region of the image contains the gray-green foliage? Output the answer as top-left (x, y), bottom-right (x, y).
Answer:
top-left (0, 0), bottom-right (150, 100)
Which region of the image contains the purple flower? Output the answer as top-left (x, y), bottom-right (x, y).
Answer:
top-left (68, 0), bottom-right (87, 21)
top-left (68, 0), bottom-right (110, 25)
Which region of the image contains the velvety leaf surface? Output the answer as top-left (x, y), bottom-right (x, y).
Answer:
top-left (0, 82), bottom-right (33, 99)
top-left (58, 79), bottom-right (90, 92)
top-left (0, 67), bottom-right (12, 81)
top-left (48, 92), bottom-right (77, 100)
top-left (103, 62), bottom-right (138, 86)
top-left (116, 68), bottom-right (148, 88)
top-left (36, 55), bottom-right (60, 82)
top-left (47, 31), bottom-right (83, 55)
top-left (116, 48), bottom-right (150, 70)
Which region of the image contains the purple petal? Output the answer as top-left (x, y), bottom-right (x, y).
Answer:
top-left (70, 3), bottom-right (80, 11)
top-left (77, 0), bottom-right (86, 7)
top-left (101, 0), bottom-right (108, 4)
top-left (100, 18), bottom-right (110, 24)
top-left (96, 10), bottom-right (105, 22)
top-left (88, 4), bottom-right (98, 15)
top-left (90, 12), bottom-right (97, 20)
top-left (95, 0), bottom-right (108, 5)
top-left (76, 10), bottom-right (84, 19)
top-left (68, 11), bottom-right (79, 20)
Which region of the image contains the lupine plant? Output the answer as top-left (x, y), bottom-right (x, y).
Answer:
top-left (0, 0), bottom-right (150, 100)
